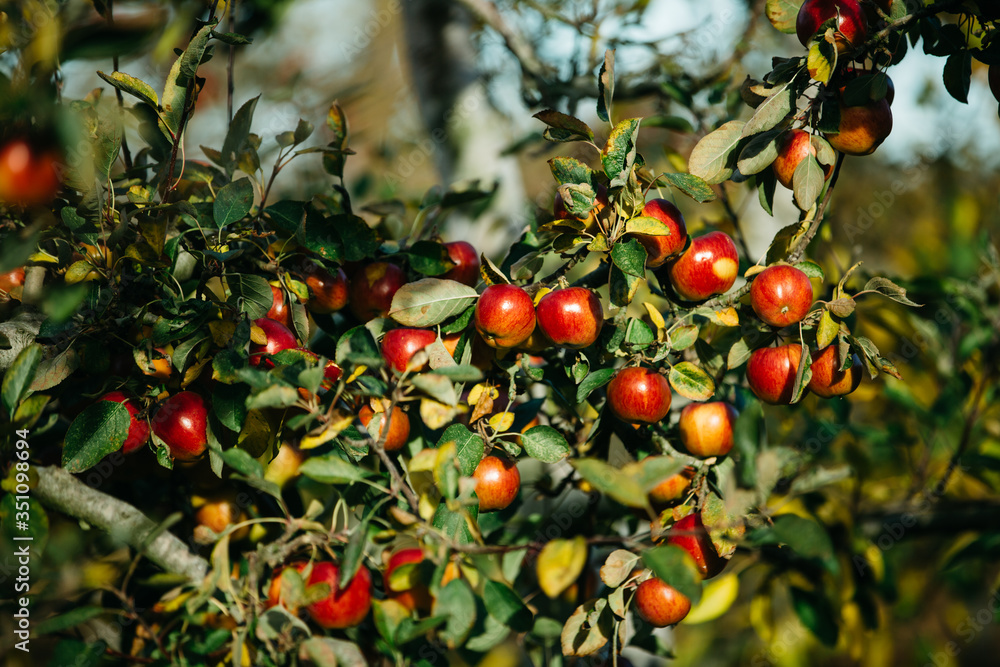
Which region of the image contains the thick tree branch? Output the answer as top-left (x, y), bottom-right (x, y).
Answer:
top-left (451, 0), bottom-right (550, 83)
top-left (34, 466), bottom-right (209, 581)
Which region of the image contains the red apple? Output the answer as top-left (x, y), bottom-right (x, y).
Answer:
top-left (250, 317), bottom-right (298, 368)
top-left (306, 562), bottom-right (372, 629)
top-left (634, 199), bottom-right (688, 268)
top-left (0, 267), bottom-right (25, 299)
top-left (384, 548), bottom-right (432, 612)
top-left (473, 454), bottom-right (520, 512)
top-left (0, 139), bottom-right (61, 206)
top-left (746, 344), bottom-right (805, 405)
top-left (667, 513), bottom-right (726, 579)
top-left (305, 265), bottom-right (349, 314)
top-left (474, 283), bottom-right (536, 349)
top-left (381, 328), bottom-right (437, 373)
top-left (634, 577), bottom-right (691, 627)
top-left (750, 264), bottom-right (814, 328)
top-left (649, 465), bottom-right (695, 506)
top-left (99, 391), bottom-right (149, 455)
top-left (151, 391), bottom-right (209, 460)
top-left (772, 130), bottom-right (834, 190)
top-left (440, 241), bottom-right (481, 286)
top-left (348, 262), bottom-right (406, 322)
top-left (808, 345), bottom-right (863, 398)
top-left (796, 0), bottom-right (868, 53)
top-left (606, 367), bottom-right (672, 425)
top-left (359, 403), bottom-right (410, 452)
top-left (266, 283), bottom-right (292, 327)
top-left (825, 92), bottom-right (892, 156)
top-left (668, 231), bottom-right (739, 301)
top-left (678, 402), bottom-right (739, 458)
top-left (535, 287), bottom-right (603, 349)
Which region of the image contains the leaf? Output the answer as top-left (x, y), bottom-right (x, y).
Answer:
top-left (561, 599), bottom-right (613, 657)
top-left (807, 40), bottom-right (835, 84)
top-left (688, 121), bottom-right (745, 185)
top-left (741, 82), bottom-right (794, 138)
top-left (483, 579), bottom-right (532, 632)
top-left (610, 238), bottom-right (646, 278)
top-left (827, 297), bottom-right (856, 318)
top-left (609, 264), bottom-right (641, 308)
top-left (227, 273), bottom-right (273, 319)
top-left (628, 456), bottom-right (687, 494)
top-left (641, 544), bottom-right (703, 605)
top-left (816, 310), bottom-right (839, 350)
top-left (570, 458), bottom-right (647, 508)
top-left (790, 586), bottom-right (839, 647)
top-left (537, 537), bottom-right (588, 598)
top-left (548, 157), bottom-right (593, 186)
top-left (943, 51), bottom-right (972, 104)
top-left (862, 276), bottom-right (922, 306)
top-left (412, 374), bottom-right (458, 406)
top-left (601, 118), bottom-right (641, 187)
top-left (213, 178), bottom-right (254, 227)
top-left (600, 549), bottom-right (640, 588)
top-left (626, 215), bottom-right (681, 237)
top-left (299, 453), bottom-right (372, 485)
top-left (97, 70), bottom-right (158, 108)
top-left (668, 361), bottom-right (715, 401)
top-left (33, 607), bottom-right (106, 636)
top-left (751, 514), bottom-right (834, 560)
top-left (765, 0), bottom-right (803, 33)
top-left (597, 49), bottom-right (615, 123)
top-left (533, 109), bottom-right (595, 143)
top-left (737, 129), bottom-right (781, 176)
top-left (520, 425), bottom-right (571, 463)
top-left (727, 337), bottom-right (752, 370)
top-left (300, 638), bottom-right (367, 667)
top-left (576, 368), bottom-right (615, 403)
top-left (3, 344), bottom-right (43, 416)
top-left (433, 579), bottom-right (477, 647)
top-left (62, 401), bottom-right (131, 472)
top-left (669, 324), bottom-right (700, 351)
top-left (388, 278), bottom-right (478, 327)
top-left (792, 154), bottom-right (826, 211)
top-left (437, 424), bottom-right (484, 477)
top-left (652, 172), bottom-right (717, 203)
top-left (219, 96), bottom-right (260, 173)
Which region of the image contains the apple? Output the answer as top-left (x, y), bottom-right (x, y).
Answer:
top-left (151, 391), bottom-right (209, 460)
top-left (746, 344), bottom-right (805, 405)
top-left (825, 92), bottom-right (892, 156)
top-left (348, 261), bottom-right (406, 322)
top-left (266, 283), bottom-right (292, 327)
top-left (772, 130), bottom-right (834, 190)
top-left (668, 513), bottom-right (726, 579)
top-left (678, 402), bottom-right (739, 458)
top-left (535, 287), bottom-right (603, 349)
top-left (473, 454), bottom-right (520, 512)
top-left (808, 345), bottom-right (863, 398)
top-left (750, 264), bottom-right (814, 328)
top-left (648, 465), bottom-right (695, 506)
top-left (384, 548), bottom-right (432, 612)
top-left (264, 443), bottom-right (303, 489)
top-left (474, 283), bottom-right (536, 349)
top-left (381, 328), bottom-right (437, 373)
top-left (193, 493), bottom-right (249, 540)
top-left (305, 265), bottom-right (349, 314)
top-left (0, 139), bottom-right (61, 206)
top-left (0, 267), bottom-right (25, 299)
top-left (250, 318), bottom-right (298, 368)
top-left (606, 366), bottom-right (672, 425)
top-left (989, 66), bottom-right (1000, 104)
top-left (440, 241), bottom-right (481, 286)
top-left (306, 561), bottom-right (372, 629)
top-left (99, 391), bottom-right (149, 454)
top-left (668, 231), bottom-right (739, 301)
top-left (359, 403), bottom-right (410, 452)
top-left (634, 577), bottom-right (691, 627)
top-left (796, 0), bottom-right (868, 53)
top-left (140, 347), bottom-right (173, 381)
top-left (633, 199), bottom-right (688, 268)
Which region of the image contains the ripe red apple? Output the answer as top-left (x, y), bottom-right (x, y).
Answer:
top-left (473, 454), bottom-right (520, 512)
top-left (825, 92), bottom-right (893, 156)
top-left (649, 465), bottom-right (695, 506)
top-left (359, 403), bottom-right (410, 452)
top-left (808, 345), bottom-right (863, 398)
top-left (668, 231), bottom-right (739, 302)
top-left (474, 283), bottom-right (536, 349)
top-left (796, 0), bottom-right (868, 53)
top-left (0, 267), bottom-right (25, 299)
top-left (348, 261), bottom-right (406, 322)
top-left (266, 283), bottom-right (293, 327)
top-left (151, 391), bottom-right (209, 460)
top-left (989, 66), bottom-right (1000, 104)
top-left (634, 577), bottom-right (691, 627)
top-left (746, 344), bottom-right (805, 405)
top-left (678, 402), bottom-right (739, 458)
top-left (305, 265), bottom-right (349, 315)
top-left (0, 139), bottom-right (61, 206)
top-left (750, 264), bottom-right (814, 328)
top-left (250, 317), bottom-right (298, 368)
top-left (384, 548), bottom-right (432, 612)
top-left (440, 241), bottom-right (481, 286)
top-left (306, 562), bottom-right (372, 629)
top-left (99, 391), bottom-right (149, 454)
top-left (668, 513), bottom-right (726, 579)
top-left (381, 328), bottom-right (437, 373)
top-left (772, 130), bottom-right (834, 190)
top-left (606, 367), bottom-right (672, 425)
top-left (633, 199), bottom-right (688, 268)
top-left (535, 287), bottom-right (603, 349)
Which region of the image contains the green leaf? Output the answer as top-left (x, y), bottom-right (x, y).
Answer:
top-left (943, 51), bottom-right (972, 104)
top-left (389, 278), bottom-right (479, 328)
top-left (437, 424), bottom-right (484, 477)
top-left (533, 110), bottom-right (595, 143)
top-left (668, 361), bottom-right (715, 401)
top-left (218, 446), bottom-right (264, 479)
top-left (737, 129), bottom-right (781, 176)
top-left (626, 215), bottom-right (679, 237)
top-left (300, 638), bottom-right (367, 667)
top-left (669, 324), bottom-right (700, 351)
top-left (641, 544), bottom-right (703, 605)
top-left (432, 503), bottom-right (477, 544)
top-left (765, 0), bottom-right (803, 33)
top-left (570, 458), bottom-right (648, 508)
top-left (62, 401), bottom-right (131, 472)
top-left (611, 238), bottom-right (646, 278)
top-left (335, 326), bottom-right (382, 368)
top-left (219, 96), bottom-right (260, 173)
top-left (733, 400), bottom-right (763, 487)
top-left (561, 599), bottom-right (613, 657)
top-left (653, 172), bottom-right (717, 203)
top-left (33, 607), bottom-right (106, 636)
top-left (741, 82), bottom-right (794, 138)
top-left (790, 586), bottom-right (839, 646)
top-left (792, 154), bottom-right (826, 211)
top-left (406, 240), bottom-right (452, 276)
top-left (97, 70), bottom-right (158, 108)
top-left (576, 368), bottom-right (615, 403)
top-left (727, 337), bottom-right (752, 369)
top-left (3, 344), bottom-right (43, 417)
top-left (520, 426), bottom-right (571, 463)
top-left (862, 277), bottom-right (922, 306)
top-left (212, 383), bottom-right (249, 432)
top-left (483, 579), bottom-right (532, 632)
top-left (688, 121), bottom-right (745, 185)
top-left (227, 273), bottom-right (273, 319)
top-left (816, 310), bottom-right (839, 350)
top-left (412, 373), bottom-right (459, 406)
top-left (597, 49), bottom-right (615, 123)
top-left (609, 265), bottom-right (641, 308)
top-left (434, 579), bottom-right (477, 646)
top-left (299, 453), bottom-right (372, 485)
top-left (213, 178), bottom-right (254, 227)
top-left (179, 23), bottom-right (215, 82)
top-left (331, 214), bottom-right (379, 261)
top-left (548, 157), bottom-right (594, 187)
top-left (601, 118), bottom-right (641, 187)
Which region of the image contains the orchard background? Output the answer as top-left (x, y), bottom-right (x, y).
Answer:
top-left (2, 0), bottom-right (1000, 665)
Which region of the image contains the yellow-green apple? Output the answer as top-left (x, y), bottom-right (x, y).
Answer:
top-left (746, 344), bottom-right (805, 405)
top-left (535, 287), bottom-right (603, 349)
top-left (474, 283), bottom-right (536, 349)
top-left (750, 265), bottom-right (814, 328)
top-left (668, 231), bottom-right (739, 301)
top-left (473, 454), bottom-right (520, 511)
top-left (634, 577), bottom-right (692, 627)
top-left (808, 345), bottom-right (863, 397)
top-left (607, 367), bottom-right (672, 425)
top-left (678, 402), bottom-right (739, 458)
top-left (633, 199), bottom-right (688, 268)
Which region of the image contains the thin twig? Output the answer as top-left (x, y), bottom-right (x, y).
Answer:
top-left (928, 376), bottom-right (988, 499)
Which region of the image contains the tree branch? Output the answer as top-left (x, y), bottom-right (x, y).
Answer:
top-left (451, 0), bottom-right (550, 83)
top-left (34, 466), bottom-right (209, 581)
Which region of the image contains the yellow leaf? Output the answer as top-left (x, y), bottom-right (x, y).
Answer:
top-left (208, 320), bottom-right (236, 348)
top-left (489, 411), bottom-right (515, 432)
top-left (65, 260), bottom-right (99, 284)
top-left (642, 302), bottom-right (666, 331)
top-left (420, 397), bottom-right (464, 430)
top-left (713, 307), bottom-right (739, 327)
top-left (536, 536), bottom-right (588, 598)
top-left (249, 324), bottom-right (267, 345)
top-left (533, 287), bottom-right (552, 306)
top-left (750, 591), bottom-right (774, 642)
top-left (300, 413), bottom-right (354, 450)
top-left (409, 448), bottom-right (442, 520)
top-left (682, 573), bottom-right (739, 624)
top-left (346, 364), bottom-right (368, 384)
top-left (468, 382), bottom-right (499, 405)
top-left (744, 264), bottom-right (767, 278)
top-left (28, 250), bottom-right (59, 263)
